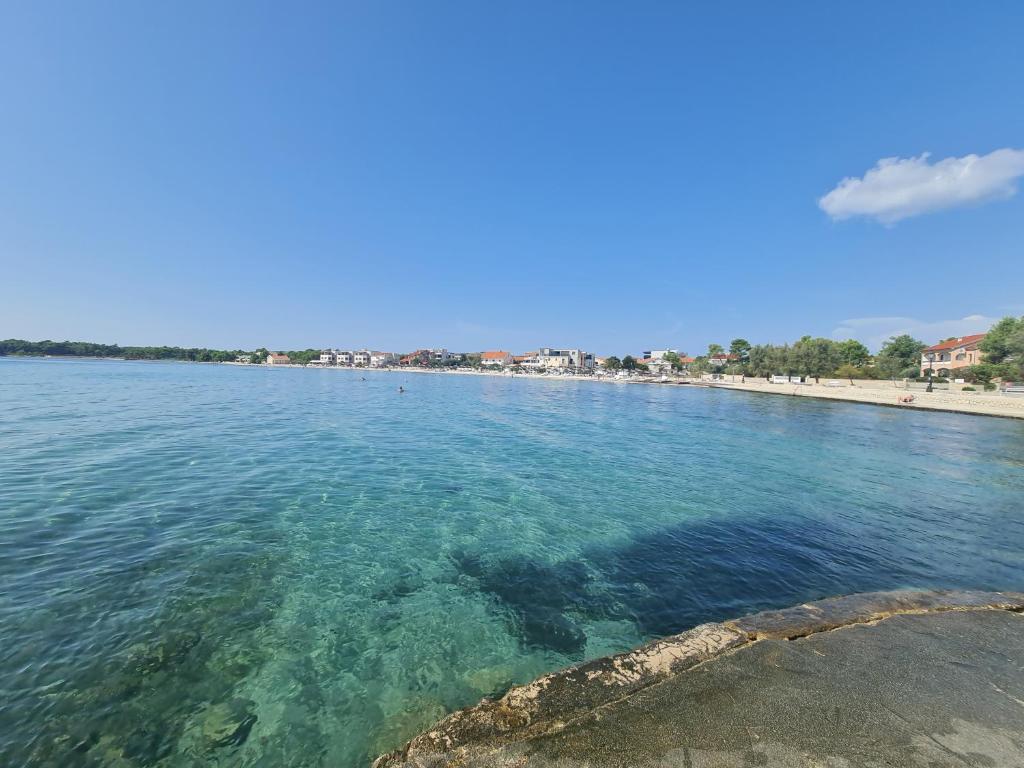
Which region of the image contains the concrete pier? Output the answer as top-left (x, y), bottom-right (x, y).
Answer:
top-left (374, 590), bottom-right (1024, 767)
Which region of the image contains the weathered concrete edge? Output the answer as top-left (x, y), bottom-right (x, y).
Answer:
top-left (372, 589), bottom-right (1024, 767)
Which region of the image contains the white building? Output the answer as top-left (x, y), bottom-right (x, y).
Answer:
top-left (536, 347), bottom-right (595, 370)
top-left (266, 353), bottom-right (291, 365)
top-left (352, 350), bottom-right (372, 366)
top-left (642, 349), bottom-right (678, 361)
top-left (336, 351), bottom-right (353, 366)
top-left (370, 351), bottom-right (397, 367)
top-left (480, 350), bottom-right (513, 366)
top-left (708, 353), bottom-right (738, 368)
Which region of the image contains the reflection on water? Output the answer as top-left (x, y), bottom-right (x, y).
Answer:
top-left (2, 358), bottom-right (1023, 766)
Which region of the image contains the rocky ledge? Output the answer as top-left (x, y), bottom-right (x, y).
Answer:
top-left (374, 589), bottom-right (1024, 767)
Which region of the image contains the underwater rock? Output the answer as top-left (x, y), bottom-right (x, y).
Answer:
top-left (127, 630), bottom-right (201, 676)
top-left (521, 610), bottom-right (587, 654)
top-left (200, 699), bottom-right (258, 749)
top-left (464, 665), bottom-right (516, 696)
top-left (122, 726), bottom-right (172, 763)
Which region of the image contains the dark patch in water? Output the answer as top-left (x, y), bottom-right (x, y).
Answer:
top-left (372, 578), bottom-right (423, 602)
top-left (520, 609), bottom-right (587, 653)
top-left (452, 510), bottom-right (926, 649)
top-left (590, 511), bottom-right (920, 637)
top-left (372, 566), bottom-right (427, 603)
top-left (123, 726), bottom-right (173, 763)
top-left (217, 713), bottom-right (258, 748)
top-left (451, 550), bottom-right (592, 654)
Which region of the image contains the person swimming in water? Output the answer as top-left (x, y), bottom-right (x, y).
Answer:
top-left (398, 386), bottom-right (405, 393)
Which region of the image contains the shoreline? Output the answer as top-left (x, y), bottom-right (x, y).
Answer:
top-left (289, 362), bottom-right (1024, 420)
top-left (7, 355), bottom-right (1022, 420)
top-left (701, 377), bottom-right (1024, 420)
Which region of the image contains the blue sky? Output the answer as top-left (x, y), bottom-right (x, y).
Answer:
top-left (2, 2), bottom-right (1022, 354)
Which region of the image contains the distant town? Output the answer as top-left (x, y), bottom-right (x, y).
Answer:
top-left (2, 315), bottom-right (1022, 394)
top-left (244, 321), bottom-right (1021, 391)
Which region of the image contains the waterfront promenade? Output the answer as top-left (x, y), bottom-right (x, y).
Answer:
top-left (375, 590), bottom-right (1024, 767)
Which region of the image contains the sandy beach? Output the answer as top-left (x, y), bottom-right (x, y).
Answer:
top-left (700, 377), bottom-right (1024, 420)
top-left (283, 363), bottom-right (1024, 420)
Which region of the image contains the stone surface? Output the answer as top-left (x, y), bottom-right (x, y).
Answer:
top-left (725, 588), bottom-right (1024, 640)
top-left (374, 590), bottom-right (1024, 767)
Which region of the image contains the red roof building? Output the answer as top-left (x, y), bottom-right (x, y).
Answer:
top-left (920, 334), bottom-right (986, 376)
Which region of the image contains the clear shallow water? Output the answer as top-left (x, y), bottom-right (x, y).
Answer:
top-left (2, 358), bottom-right (1023, 767)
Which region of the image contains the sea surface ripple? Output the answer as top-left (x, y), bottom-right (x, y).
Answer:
top-left (2, 358), bottom-right (1023, 766)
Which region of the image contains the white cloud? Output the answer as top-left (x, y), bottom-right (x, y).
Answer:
top-left (831, 314), bottom-right (997, 352)
top-left (819, 149), bottom-right (1024, 224)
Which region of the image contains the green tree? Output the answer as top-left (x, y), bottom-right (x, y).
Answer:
top-left (662, 351), bottom-right (685, 371)
top-left (836, 339), bottom-right (870, 367)
top-left (285, 349), bottom-right (321, 365)
top-left (707, 343), bottom-right (724, 357)
top-left (835, 363), bottom-right (861, 383)
top-left (621, 355), bottom-right (638, 370)
top-left (769, 344), bottom-right (795, 376)
top-left (728, 338), bottom-right (751, 363)
top-left (876, 334), bottom-right (925, 384)
top-left (979, 316), bottom-right (1024, 367)
top-left (746, 345), bottom-right (773, 379)
top-left (962, 362), bottom-right (1017, 390)
top-left (603, 355), bottom-right (622, 371)
top-left (689, 356), bottom-right (711, 375)
top-left (792, 337), bottom-right (841, 382)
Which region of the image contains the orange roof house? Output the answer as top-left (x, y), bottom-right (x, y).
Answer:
top-left (920, 334), bottom-right (986, 376)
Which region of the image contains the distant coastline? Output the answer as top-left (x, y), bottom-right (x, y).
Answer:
top-left (5, 339), bottom-right (1023, 420)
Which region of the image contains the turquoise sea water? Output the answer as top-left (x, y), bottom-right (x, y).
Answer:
top-left (3, 357), bottom-right (1023, 767)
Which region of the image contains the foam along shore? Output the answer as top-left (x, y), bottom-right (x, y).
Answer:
top-left (374, 589), bottom-right (1024, 767)
top-left (701, 376), bottom-right (1024, 420)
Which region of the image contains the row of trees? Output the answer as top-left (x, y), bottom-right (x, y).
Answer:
top-left (0, 339), bottom-right (247, 363)
top-left (743, 337), bottom-right (878, 381)
top-left (0, 339), bottom-right (330, 366)
top-left (606, 315), bottom-right (1022, 385)
top-left (698, 316), bottom-right (1023, 384)
top-left (601, 355), bottom-right (643, 371)
top-left (699, 333), bottom-right (968, 383)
